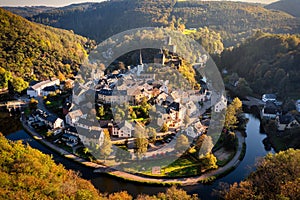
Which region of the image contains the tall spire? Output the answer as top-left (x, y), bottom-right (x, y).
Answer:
top-left (139, 49), bottom-right (143, 65)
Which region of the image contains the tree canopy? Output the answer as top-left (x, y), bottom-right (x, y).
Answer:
top-left (0, 8), bottom-right (94, 89)
top-left (0, 133), bottom-right (102, 200)
top-left (222, 149), bottom-right (300, 200)
top-left (220, 32), bottom-right (300, 99)
top-left (20, 0), bottom-right (300, 47)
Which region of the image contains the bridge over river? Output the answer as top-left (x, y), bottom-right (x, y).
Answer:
top-left (0, 100), bottom-right (28, 112)
top-left (242, 96), bottom-right (265, 107)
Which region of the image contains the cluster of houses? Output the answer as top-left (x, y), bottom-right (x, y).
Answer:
top-left (261, 94), bottom-right (300, 132)
top-left (25, 49), bottom-right (228, 152)
top-left (26, 78), bottom-right (75, 98)
top-left (28, 109), bottom-right (64, 130)
top-left (73, 56), bottom-right (215, 136)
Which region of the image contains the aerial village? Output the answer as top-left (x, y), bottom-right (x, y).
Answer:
top-left (22, 48), bottom-right (300, 161)
top-left (22, 48), bottom-right (226, 161)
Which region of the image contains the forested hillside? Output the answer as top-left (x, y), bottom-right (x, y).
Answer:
top-left (222, 149), bottom-right (300, 200)
top-left (22, 0), bottom-right (300, 46)
top-left (266, 0), bottom-right (300, 18)
top-left (0, 8), bottom-right (94, 92)
top-left (27, 0), bottom-right (175, 43)
top-left (3, 6), bottom-right (55, 17)
top-left (220, 32), bottom-right (300, 99)
top-left (0, 133), bottom-right (102, 199)
top-left (172, 1), bottom-right (300, 46)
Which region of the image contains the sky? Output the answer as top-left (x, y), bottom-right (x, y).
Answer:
top-left (0, 0), bottom-right (279, 7)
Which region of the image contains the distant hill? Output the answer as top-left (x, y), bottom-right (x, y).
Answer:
top-left (26, 0), bottom-right (174, 43)
top-left (220, 31), bottom-right (300, 99)
top-left (2, 6), bottom-right (54, 17)
top-left (265, 0), bottom-right (300, 18)
top-left (0, 8), bottom-right (95, 91)
top-left (13, 0), bottom-right (299, 47)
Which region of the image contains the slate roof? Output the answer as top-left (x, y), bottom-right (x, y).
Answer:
top-left (167, 102), bottom-right (180, 112)
top-left (118, 120), bottom-right (133, 130)
top-left (65, 126), bottom-right (78, 133)
top-left (279, 114), bottom-right (295, 125)
top-left (43, 86), bottom-right (56, 92)
top-left (46, 115), bottom-right (59, 123)
top-left (77, 118), bottom-right (95, 127)
top-left (98, 89), bottom-right (127, 96)
top-left (76, 126), bottom-right (102, 139)
top-left (264, 101), bottom-right (281, 114)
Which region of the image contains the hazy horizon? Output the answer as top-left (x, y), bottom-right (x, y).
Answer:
top-left (0, 0), bottom-right (279, 8)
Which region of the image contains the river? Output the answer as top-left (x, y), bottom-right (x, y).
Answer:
top-left (4, 113), bottom-right (274, 199)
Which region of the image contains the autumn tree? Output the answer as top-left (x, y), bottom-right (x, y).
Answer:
top-left (135, 124), bottom-right (148, 159)
top-left (57, 71), bottom-right (66, 81)
top-left (63, 80), bottom-right (73, 91)
top-left (235, 78), bottom-right (253, 97)
top-left (0, 67), bottom-right (12, 89)
top-left (0, 133), bottom-right (102, 200)
top-left (98, 105), bottom-right (105, 119)
top-left (99, 129), bottom-right (112, 161)
top-left (108, 191), bottom-right (132, 200)
top-left (232, 97), bottom-right (242, 115)
top-left (184, 114), bottom-right (191, 126)
top-left (224, 97), bottom-right (242, 130)
top-left (222, 149), bottom-right (300, 200)
top-left (157, 186), bottom-right (199, 200)
top-left (147, 127), bottom-right (157, 143)
top-left (175, 134), bottom-right (189, 153)
top-left (160, 122), bottom-right (169, 132)
top-left (199, 153), bottom-right (218, 171)
top-left (11, 77), bottom-right (28, 93)
top-left (198, 135), bottom-right (214, 158)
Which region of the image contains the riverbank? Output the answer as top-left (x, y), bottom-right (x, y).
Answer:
top-left (21, 118), bottom-right (106, 169)
top-left (21, 116), bottom-right (245, 186)
top-left (95, 131), bottom-right (245, 186)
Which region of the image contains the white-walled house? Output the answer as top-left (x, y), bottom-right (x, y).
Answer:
top-left (45, 116), bottom-right (64, 129)
top-left (261, 102), bottom-right (281, 119)
top-left (97, 89), bottom-right (128, 104)
top-left (27, 78), bottom-right (60, 97)
top-left (65, 109), bottom-right (83, 126)
top-left (276, 115), bottom-right (300, 131)
top-left (214, 95), bottom-right (227, 113)
top-left (76, 127), bottom-right (104, 147)
top-left (262, 94), bottom-right (277, 103)
top-left (117, 121), bottom-right (134, 138)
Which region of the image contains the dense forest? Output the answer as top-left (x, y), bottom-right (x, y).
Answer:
top-left (0, 8), bottom-right (95, 92)
top-left (0, 133), bottom-right (102, 199)
top-left (11, 0), bottom-right (299, 46)
top-left (172, 0), bottom-right (299, 46)
top-left (221, 149), bottom-right (300, 200)
top-left (26, 0), bottom-right (174, 43)
top-left (265, 0), bottom-right (300, 18)
top-left (219, 32), bottom-right (300, 100)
